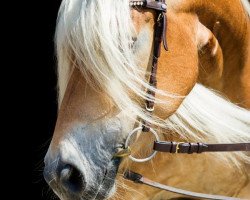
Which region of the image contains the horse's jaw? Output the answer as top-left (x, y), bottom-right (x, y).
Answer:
top-left (44, 113), bottom-right (133, 200)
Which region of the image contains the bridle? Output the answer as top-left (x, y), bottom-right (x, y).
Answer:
top-left (113, 0), bottom-right (250, 199)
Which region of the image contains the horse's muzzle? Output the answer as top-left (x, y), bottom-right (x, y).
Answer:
top-left (43, 159), bottom-right (86, 195)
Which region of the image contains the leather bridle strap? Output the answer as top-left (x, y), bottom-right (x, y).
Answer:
top-left (154, 141), bottom-right (250, 153)
top-left (124, 170), bottom-right (242, 200)
top-left (130, 0), bottom-right (168, 132)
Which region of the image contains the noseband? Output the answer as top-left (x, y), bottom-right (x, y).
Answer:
top-left (115, 0), bottom-right (250, 199)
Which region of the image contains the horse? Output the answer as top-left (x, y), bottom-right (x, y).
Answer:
top-left (44, 0), bottom-right (250, 199)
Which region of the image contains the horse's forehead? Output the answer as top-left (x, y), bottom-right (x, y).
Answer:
top-left (130, 8), bottom-right (155, 34)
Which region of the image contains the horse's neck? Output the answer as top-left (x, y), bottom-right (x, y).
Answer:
top-left (174, 0), bottom-right (250, 107)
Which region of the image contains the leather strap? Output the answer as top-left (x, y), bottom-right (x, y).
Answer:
top-left (130, 0), bottom-right (168, 132)
top-left (124, 170), bottom-right (243, 200)
top-left (153, 141), bottom-right (250, 153)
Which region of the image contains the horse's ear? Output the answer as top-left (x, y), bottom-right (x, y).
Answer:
top-left (196, 21), bottom-right (223, 89)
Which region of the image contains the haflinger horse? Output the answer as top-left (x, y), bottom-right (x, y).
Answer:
top-left (44, 0), bottom-right (250, 199)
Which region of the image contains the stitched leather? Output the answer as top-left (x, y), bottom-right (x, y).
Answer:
top-left (153, 141), bottom-right (250, 153)
top-left (145, 0), bottom-right (167, 12)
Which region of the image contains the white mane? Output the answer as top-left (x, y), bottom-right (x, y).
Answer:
top-left (56, 0), bottom-right (250, 167)
top-left (241, 0), bottom-right (250, 17)
top-left (167, 84), bottom-right (250, 166)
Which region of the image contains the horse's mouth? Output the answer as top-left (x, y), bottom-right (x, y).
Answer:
top-left (94, 181), bottom-right (116, 200)
top-left (93, 158), bottom-right (121, 200)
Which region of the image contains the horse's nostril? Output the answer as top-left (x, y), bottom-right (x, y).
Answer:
top-left (60, 164), bottom-right (85, 194)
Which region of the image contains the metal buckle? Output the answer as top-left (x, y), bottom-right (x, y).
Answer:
top-left (157, 12), bottom-right (163, 22)
top-left (175, 142), bottom-right (185, 153)
top-left (125, 126), bottom-right (159, 162)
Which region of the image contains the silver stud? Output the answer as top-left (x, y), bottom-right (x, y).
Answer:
top-left (161, 4), bottom-right (167, 9)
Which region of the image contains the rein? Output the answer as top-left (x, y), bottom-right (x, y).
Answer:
top-left (123, 170), bottom-right (242, 200)
top-left (115, 0), bottom-right (250, 199)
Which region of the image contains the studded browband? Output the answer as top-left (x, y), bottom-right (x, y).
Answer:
top-left (130, 0), bottom-right (167, 12)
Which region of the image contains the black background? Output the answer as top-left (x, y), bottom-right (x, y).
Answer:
top-left (31, 0), bottom-right (61, 199)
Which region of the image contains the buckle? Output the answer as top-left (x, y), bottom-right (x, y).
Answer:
top-left (113, 146), bottom-right (131, 158)
top-left (175, 142), bottom-right (185, 153)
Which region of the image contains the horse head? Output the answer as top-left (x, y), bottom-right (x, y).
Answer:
top-left (44, 0), bottom-right (250, 199)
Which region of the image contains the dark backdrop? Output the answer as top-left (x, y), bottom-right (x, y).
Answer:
top-left (31, 1), bottom-right (61, 199)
